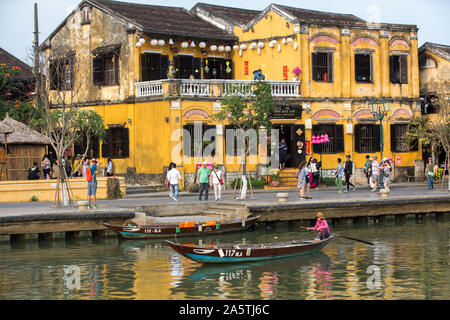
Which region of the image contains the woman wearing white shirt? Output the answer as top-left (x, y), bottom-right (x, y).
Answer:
top-left (210, 165), bottom-right (223, 201)
top-left (165, 162), bottom-right (181, 201)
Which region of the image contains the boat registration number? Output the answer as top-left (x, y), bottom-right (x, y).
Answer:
top-left (219, 249), bottom-right (243, 257)
top-left (144, 228), bottom-right (161, 234)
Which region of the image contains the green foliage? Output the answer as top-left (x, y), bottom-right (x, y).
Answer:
top-left (29, 195), bottom-right (38, 202)
top-left (231, 178), bottom-right (266, 189)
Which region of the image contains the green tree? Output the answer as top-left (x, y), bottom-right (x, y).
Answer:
top-left (213, 80), bottom-right (274, 198)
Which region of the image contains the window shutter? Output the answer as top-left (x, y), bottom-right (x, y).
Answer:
top-left (390, 124), bottom-right (396, 152)
top-left (113, 53), bottom-right (119, 85)
top-left (50, 62), bottom-right (57, 90)
top-left (140, 53), bottom-right (147, 81)
top-left (354, 124), bottom-right (361, 153)
top-left (311, 52), bottom-right (318, 81)
top-left (160, 55), bottom-right (169, 79)
top-left (327, 52), bottom-right (334, 82)
top-left (193, 58), bottom-right (201, 79)
top-left (335, 125), bottom-right (344, 153)
top-left (389, 55), bottom-right (395, 83)
top-left (93, 56), bottom-right (104, 85)
top-left (369, 54), bottom-right (373, 82)
top-left (373, 125), bottom-right (381, 152)
top-left (121, 128), bottom-right (129, 158)
top-left (174, 56), bottom-right (180, 79)
top-left (182, 125), bottom-right (191, 157)
top-left (400, 55), bottom-right (408, 84)
top-left (101, 129), bottom-right (110, 158)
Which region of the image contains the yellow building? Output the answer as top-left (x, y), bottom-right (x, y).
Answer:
top-left (418, 42), bottom-right (450, 164)
top-left (42, 0), bottom-right (422, 187)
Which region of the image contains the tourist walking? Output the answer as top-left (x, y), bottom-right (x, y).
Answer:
top-left (382, 158), bottom-right (392, 191)
top-left (64, 156), bottom-right (72, 178)
top-left (307, 212), bottom-right (331, 241)
top-left (197, 161), bottom-right (211, 201)
top-left (296, 161), bottom-right (310, 199)
top-left (425, 157), bottom-right (435, 190)
top-left (27, 162), bottom-right (40, 180)
top-left (41, 154), bottom-right (51, 179)
top-left (87, 158), bottom-right (102, 209)
top-left (370, 155), bottom-right (379, 192)
top-left (364, 155), bottom-right (371, 185)
top-left (106, 158), bottom-right (113, 177)
top-left (344, 155), bottom-right (355, 192)
top-left (335, 158), bottom-right (344, 194)
top-left (311, 157), bottom-right (320, 189)
top-left (166, 162), bottom-right (181, 201)
top-left (82, 158), bottom-right (89, 178)
top-left (279, 138), bottom-right (288, 170)
top-left (73, 154), bottom-right (81, 177)
top-left (210, 165), bottom-right (223, 201)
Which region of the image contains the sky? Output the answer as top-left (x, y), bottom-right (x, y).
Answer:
top-left (1, 0), bottom-right (449, 63)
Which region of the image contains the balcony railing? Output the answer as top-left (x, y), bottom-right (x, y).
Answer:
top-left (134, 79), bottom-right (301, 98)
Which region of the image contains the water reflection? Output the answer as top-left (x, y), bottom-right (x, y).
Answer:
top-left (0, 218), bottom-right (448, 299)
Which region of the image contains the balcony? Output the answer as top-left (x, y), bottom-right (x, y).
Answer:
top-left (134, 79), bottom-right (301, 99)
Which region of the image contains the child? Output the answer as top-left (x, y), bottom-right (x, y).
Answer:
top-left (307, 212), bottom-right (331, 241)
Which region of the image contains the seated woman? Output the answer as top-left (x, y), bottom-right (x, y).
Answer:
top-left (307, 212), bottom-right (330, 241)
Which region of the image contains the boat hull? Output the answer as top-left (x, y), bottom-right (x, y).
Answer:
top-left (103, 216), bottom-right (259, 239)
top-left (165, 235), bottom-right (334, 264)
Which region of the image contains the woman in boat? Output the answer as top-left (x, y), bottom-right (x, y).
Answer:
top-left (307, 212), bottom-right (331, 241)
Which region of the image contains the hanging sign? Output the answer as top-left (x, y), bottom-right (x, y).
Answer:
top-left (305, 140), bottom-right (311, 155)
top-left (283, 65), bottom-right (288, 80)
top-left (244, 61), bottom-right (249, 75)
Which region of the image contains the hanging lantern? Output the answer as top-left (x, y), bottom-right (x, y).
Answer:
top-left (293, 42), bottom-right (298, 50)
top-left (190, 41), bottom-right (196, 47)
top-left (233, 45), bottom-right (239, 50)
top-left (169, 38), bottom-right (174, 45)
top-left (324, 133), bottom-right (329, 143)
top-left (240, 44), bottom-right (247, 50)
top-left (199, 42), bottom-right (206, 48)
top-left (257, 48), bottom-right (261, 55)
top-left (151, 39), bottom-right (158, 46)
top-left (281, 38), bottom-right (286, 44)
top-left (218, 45), bottom-right (224, 52)
top-left (396, 155), bottom-right (401, 164)
top-left (225, 45), bottom-right (231, 52)
top-left (158, 39), bottom-right (165, 46)
top-left (250, 42), bottom-right (257, 50)
top-left (181, 41), bottom-right (189, 48)
top-left (136, 42), bottom-right (142, 48)
top-left (210, 45), bottom-right (217, 51)
top-left (312, 136), bottom-right (317, 144)
top-left (257, 41), bottom-right (265, 48)
top-left (287, 38), bottom-right (293, 43)
top-left (239, 49), bottom-right (243, 57)
top-left (139, 38), bottom-right (145, 45)
top-left (277, 44), bottom-right (281, 52)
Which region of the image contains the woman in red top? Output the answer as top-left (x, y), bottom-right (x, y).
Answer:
top-left (307, 212), bottom-right (331, 241)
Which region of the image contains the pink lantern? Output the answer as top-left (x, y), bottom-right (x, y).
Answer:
top-left (207, 162), bottom-right (213, 170)
top-left (388, 156), bottom-right (393, 164)
top-left (312, 135), bottom-right (317, 144)
top-left (324, 133), bottom-right (329, 143)
top-left (396, 155), bottom-right (401, 164)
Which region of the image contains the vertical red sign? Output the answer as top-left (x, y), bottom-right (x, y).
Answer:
top-left (305, 140), bottom-right (311, 155)
top-left (283, 65), bottom-right (288, 80)
top-left (244, 61), bottom-right (249, 75)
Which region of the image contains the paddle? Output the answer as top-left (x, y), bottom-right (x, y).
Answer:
top-left (300, 226), bottom-right (374, 246)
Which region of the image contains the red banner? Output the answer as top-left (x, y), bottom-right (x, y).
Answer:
top-left (283, 65), bottom-right (288, 80)
top-left (244, 61), bottom-right (249, 75)
top-left (305, 140), bottom-right (311, 155)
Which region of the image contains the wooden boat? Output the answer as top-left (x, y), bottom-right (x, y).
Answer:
top-left (165, 235), bottom-right (334, 264)
top-left (103, 216), bottom-right (259, 239)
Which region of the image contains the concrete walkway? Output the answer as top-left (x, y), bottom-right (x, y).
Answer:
top-left (0, 182), bottom-right (448, 216)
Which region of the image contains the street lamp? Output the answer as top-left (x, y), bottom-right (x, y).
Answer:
top-left (368, 98), bottom-right (391, 189)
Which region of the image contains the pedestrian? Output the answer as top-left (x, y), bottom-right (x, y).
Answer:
top-left (51, 159), bottom-right (60, 179)
top-left (65, 156), bottom-right (72, 177)
top-left (311, 157), bottom-right (320, 189)
top-left (425, 157), bottom-right (435, 190)
top-left (210, 164), bottom-right (223, 201)
top-left (82, 158), bottom-right (89, 178)
top-left (197, 161), bottom-right (210, 201)
top-left (382, 158), bottom-right (392, 191)
top-left (106, 158), bottom-right (113, 177)
top-left (41, 154), bottom-right (51, 179)
top-left (166, 162), bottom-right (181, 201)
top-left (279, 138), bottom-right (288, 170)
top-left (305, 161), bottom-right (312, 198)
top-left (370, 155), bottom-right (379, 192)
top-left (344, 155), bottom-right (355, 192)
top-left (27, 162), bottom-right (40, 180)
top-left (296, 161), bottom-right (310, 199)
top-left (87, 158), bottom-right (102, 209)
top-left (73, 154), bottom-right (81, 177)
top-left (364, 155), bottom-right (371, 185)
top-left (335, 158), bottom-right (344, 193)
top-left (307, 212), bottom-right (331, 241)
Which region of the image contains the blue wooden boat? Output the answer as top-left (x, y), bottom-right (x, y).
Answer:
top-left (165, 235), bottom-right (334, 264)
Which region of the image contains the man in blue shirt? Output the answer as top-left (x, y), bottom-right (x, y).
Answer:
top-left (88, 158), bottom-right (102, 209)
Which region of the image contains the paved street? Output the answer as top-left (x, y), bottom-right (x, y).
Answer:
top-left (0, 182), bottom-right (448, 215)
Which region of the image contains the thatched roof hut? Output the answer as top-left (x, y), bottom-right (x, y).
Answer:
top-left (0, 115), bottom-right (49, 180)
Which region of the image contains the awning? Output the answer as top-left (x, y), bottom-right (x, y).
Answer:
top-left (92, 44), bottom-right (121, 55)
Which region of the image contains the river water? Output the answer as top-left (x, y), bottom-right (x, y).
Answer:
top-left (0, 215), bottom-right (448, 300)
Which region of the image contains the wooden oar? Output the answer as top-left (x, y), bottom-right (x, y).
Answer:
top-left (300, 226), bottom-right (374, 246)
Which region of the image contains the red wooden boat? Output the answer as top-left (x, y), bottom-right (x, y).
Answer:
top-left (103, 216), bottom-right (259, 239)
top-left (165, 235), bottom-right (334, 264)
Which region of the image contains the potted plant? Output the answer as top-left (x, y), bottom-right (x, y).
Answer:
top-left (270, 168), bottom-right (280, 186)
top-left (292, 67), bottom-right (302, 81)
